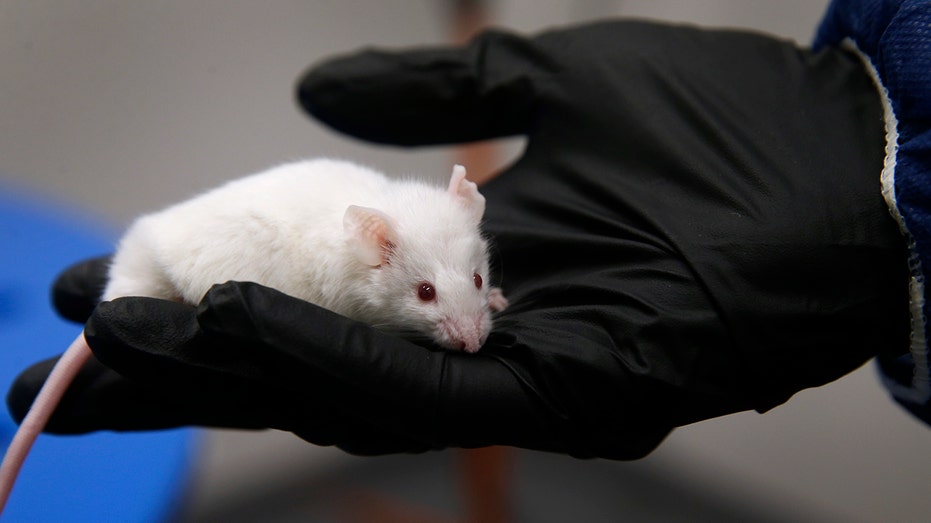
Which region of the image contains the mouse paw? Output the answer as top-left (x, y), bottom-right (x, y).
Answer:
top-left (488, 287), bottom-right (509, 312)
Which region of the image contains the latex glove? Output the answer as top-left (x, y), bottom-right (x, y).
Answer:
top-left (8, 19), bottom-right (910, 459)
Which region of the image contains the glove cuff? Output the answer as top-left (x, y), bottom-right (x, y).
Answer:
top-left (816, 0), bottom-right (931, 424)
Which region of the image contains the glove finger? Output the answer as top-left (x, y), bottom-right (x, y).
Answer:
top-left (5, 354), bottom-right (226, 434)
top-left (296, 29), bottom-right (555, 145)
top-left (6, 350), bottom-right (439, 450)
top-left (51, 255), bottom-right (111, 323)
top-left (84, 295), bottom-right (418, 443)
top-left (84, 297), bottom-right (306, 427)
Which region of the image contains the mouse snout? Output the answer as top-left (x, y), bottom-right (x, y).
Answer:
top-left (438, 313), bottom-right (490, 353)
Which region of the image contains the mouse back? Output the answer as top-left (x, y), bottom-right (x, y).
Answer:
top-left (103, 159), bottom-right (392, 303)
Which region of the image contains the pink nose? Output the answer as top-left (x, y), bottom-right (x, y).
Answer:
top-left (440, 315), bottom-right (487, 353)
top-left (459, 337), bottom-right (481, 354)
top-left (450, 329), bottom-right (482, 353)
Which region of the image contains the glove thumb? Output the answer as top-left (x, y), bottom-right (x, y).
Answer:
top-left (296, 29), bottom-right (556, 146)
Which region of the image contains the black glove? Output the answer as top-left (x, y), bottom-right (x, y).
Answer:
top-left (8, 20), bottom-right (910, 459)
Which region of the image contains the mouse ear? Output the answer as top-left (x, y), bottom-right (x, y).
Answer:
top-left (447, 165), bottom-right (485, 223)
top-left (343, 205), bottom-right (399, 267)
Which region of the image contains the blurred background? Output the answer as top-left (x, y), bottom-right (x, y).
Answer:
top-left (1, 1), bottom-right (929, 521)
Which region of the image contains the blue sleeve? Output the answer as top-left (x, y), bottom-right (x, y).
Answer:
top-left (816, 0), bottom-right (931, 425)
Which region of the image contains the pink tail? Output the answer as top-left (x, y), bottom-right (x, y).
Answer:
top-left (0, 332), bottom-right (93, 514)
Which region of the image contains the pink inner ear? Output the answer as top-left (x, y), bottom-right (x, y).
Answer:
top-left (343, 205), bottom-right (398, 266)
top-left (446, 165), bottom-right (485, 222)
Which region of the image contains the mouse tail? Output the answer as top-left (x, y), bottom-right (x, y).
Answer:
top-left (0, 332), bottom-right (92, 515)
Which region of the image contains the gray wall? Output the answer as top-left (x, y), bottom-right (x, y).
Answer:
top-left (2, 2), bottom-right (928, 521)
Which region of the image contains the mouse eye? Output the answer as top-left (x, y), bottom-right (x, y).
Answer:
top-left (473, 272), bottom-right (483, 289)
top-left (417, 282), bottom-right (436, 302)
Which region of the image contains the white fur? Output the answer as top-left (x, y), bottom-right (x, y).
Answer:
top-left (103, 158), bottom-right (503, 352)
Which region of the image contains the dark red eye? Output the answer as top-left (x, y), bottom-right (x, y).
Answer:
top-left (473, 272), bottom-right (483, 289)
top-left (417, 282), bottom-right (436, 302)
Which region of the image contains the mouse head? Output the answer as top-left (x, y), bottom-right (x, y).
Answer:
top-left (342, 165), bottom-right (496, 352)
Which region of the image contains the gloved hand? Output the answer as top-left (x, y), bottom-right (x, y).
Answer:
top-left (8, 19), bottom-right (911, 459)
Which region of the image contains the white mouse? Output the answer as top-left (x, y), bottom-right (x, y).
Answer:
top-left (0, 158), bottom-right (508, 514)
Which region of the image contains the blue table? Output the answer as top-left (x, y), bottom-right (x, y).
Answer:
top-left (0, 184), bottom-right (196, 522)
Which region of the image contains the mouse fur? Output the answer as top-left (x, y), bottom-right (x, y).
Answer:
top-left (103, 158), bottom-right (507, 351)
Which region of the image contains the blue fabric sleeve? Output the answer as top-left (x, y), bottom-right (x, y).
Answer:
top-left (815, 0), bottom-right (931, 424)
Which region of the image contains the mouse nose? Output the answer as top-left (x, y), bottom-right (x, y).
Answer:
top-left (460, 336), bottom-right (481, 354)
top-left (439, 314), bottom-right (488, 353)
top-left (451, 327), bottom-right (482, 353)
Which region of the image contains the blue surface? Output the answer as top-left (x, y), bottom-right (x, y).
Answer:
top-left (0, 184), bottom-right (197, 522)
